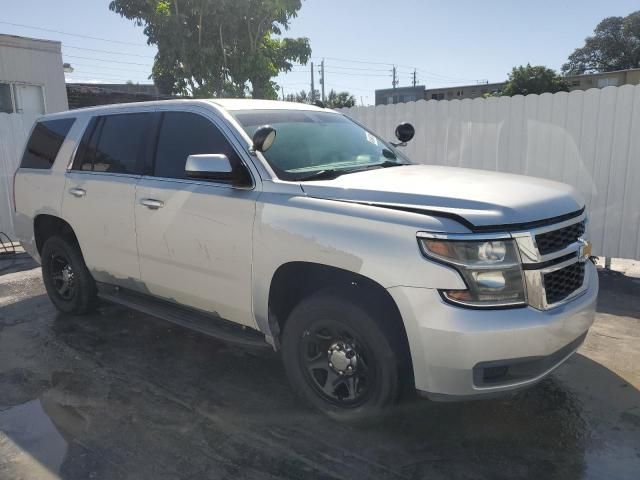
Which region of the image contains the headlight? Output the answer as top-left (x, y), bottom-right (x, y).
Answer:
top-left (418, 237), bottom-right (526, 308)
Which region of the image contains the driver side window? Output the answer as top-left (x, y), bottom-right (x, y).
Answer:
top-left (153, 111), bottom-right (242, 180)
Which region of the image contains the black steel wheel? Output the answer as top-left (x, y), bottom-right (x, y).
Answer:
top-left (282, 289), bottom-right (403, 421)
top-left (301, 321), bottom-right (374, 407)
top-left (41, 235), bottom-right (97, 314)
top-left (49, 252), bottom-right (76, 300)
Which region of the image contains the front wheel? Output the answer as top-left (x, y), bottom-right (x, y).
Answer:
top-left (281, 290), bottom-right (403, 421)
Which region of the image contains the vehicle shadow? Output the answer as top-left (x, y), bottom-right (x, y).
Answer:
top-left (0, 253), bottom-right (39, 276)
top-left (1, 294), bottom-right (638, 479)
top-left (596, 268), bottom-right (640, 319)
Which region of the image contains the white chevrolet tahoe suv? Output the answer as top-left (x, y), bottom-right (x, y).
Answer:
top-left (13, 99), bottom-right (598, 420)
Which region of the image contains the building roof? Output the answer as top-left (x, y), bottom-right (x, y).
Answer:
top-left (0, 33), bottom-right (61, 53)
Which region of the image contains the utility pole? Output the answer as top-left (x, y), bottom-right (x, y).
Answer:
top-left (320, 59), bottom-right (325, 103)
top-left (392, 65), bottom-right (398, 89)
top-left (281, 87), bottom-right (285, 101)
top-left (310, 61), bottom-right (315, 102)
top-left (412, 69), bottom-right (417, 87)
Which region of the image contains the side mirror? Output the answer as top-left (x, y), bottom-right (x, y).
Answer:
top-left (185, 154), bottom-right (233, 180)
top-left (395, 122), bottom-right (415, 143)
top-left (252, 125), bottom-right (276, 152)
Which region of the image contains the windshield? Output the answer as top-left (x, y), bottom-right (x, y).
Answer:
top-left (232, 110), bottom-right (412, 180)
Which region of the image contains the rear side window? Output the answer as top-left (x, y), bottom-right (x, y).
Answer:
top-left (20, 118), bottom-right (75, 169)
top-left (74, 113), bottom-right (151, 174)
top-left (153, 112), bottom-right (242, 179)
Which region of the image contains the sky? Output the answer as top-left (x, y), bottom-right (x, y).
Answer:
top-left (1, 0), bottom-right (638, 105)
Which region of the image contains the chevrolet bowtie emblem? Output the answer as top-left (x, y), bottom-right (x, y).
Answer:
top-left (578, 238), bottom-right (592, 261)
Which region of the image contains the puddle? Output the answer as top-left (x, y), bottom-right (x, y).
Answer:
top-left (0, 399), bottom-right (68, 478)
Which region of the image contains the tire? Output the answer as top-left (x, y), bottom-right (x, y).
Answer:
top-left (281, 288), bottom-right (403, 422)
top-left (41, 235), bottom-right (97, 315)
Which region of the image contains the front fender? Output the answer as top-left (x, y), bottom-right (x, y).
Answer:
top-left (252, 193), bottom-right (468, 335)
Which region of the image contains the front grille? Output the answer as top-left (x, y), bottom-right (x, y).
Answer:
top-left (535, 221), bottom-right (585, 255)
top-left (544, 262), bottom-right (585, 305)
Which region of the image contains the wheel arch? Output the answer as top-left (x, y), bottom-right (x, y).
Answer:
top-left (34, 214), bottom-right (79, 255)
top-left (269, 261), bottom-right (414, 394)
top-left (267, 261), bottom-right (414, 385)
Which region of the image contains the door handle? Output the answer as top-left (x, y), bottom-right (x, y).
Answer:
top-left (140, 198), bottom-right (164, 209)
top-left (69, 187), bottom-right (86, 198)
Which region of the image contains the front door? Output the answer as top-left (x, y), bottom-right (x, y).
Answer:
top-left (134, 110), bottom-right (259, 328)
top-left (62, 111), bottom-right (153, 288)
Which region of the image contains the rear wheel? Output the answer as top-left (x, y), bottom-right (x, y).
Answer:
top-left (281, 289), bottom-right (403, 421)
top-left (41, 236), bottom-right (97, 314)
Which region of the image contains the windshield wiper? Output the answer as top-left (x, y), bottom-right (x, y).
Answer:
top-left (296, 169), bottom-right (345, 181)
top-left (296, 160), bottom-right (406, 182)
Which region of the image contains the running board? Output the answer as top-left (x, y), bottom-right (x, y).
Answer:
top-left (97, 283), bottom-right (269, 349)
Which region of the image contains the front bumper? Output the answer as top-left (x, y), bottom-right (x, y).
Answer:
top-left (388, 261), bottom-right (598, 398)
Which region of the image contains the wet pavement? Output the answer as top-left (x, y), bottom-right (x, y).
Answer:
top-left (0, 258), bottom-right (639, 480)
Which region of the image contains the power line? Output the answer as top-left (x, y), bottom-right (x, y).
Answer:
top-left (0, 21), bottom-right (151, 47)
top-left (65, 62), bottom-right (152, 73)
top-left (315, 55), bottom-right (479, 84)
top-left (63, 54), bottom-right (153, 67)
top-left (66, 75), bottom-right (151, 83)
top-left (316, 64), bottom-right (390, 73)
top-left (319, 56), bottom-right (404, 68)
top-left (66, 69), bottom-right (149, 80)
top-left (324, 70), bottom-right (390, 77)
top-left (63, 45), bottom-right (155, 59)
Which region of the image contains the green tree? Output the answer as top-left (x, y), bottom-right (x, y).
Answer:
top-left (283, 89), bottom-right (355, 108)
top-left (284, 89), bottom-right (317, 103)
top-left (563, 11), bottom-right (640, 74)
top-left (500, 64), bottom-right (569, 96)
top-left (109, 0), bottom-right (311, 98)
top-left (325, 89), bottom-right (356, 108)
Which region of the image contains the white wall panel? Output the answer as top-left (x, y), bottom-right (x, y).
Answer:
top-left (0, 113), bottom-right (39, 238)
top-left (341, 85), bottom-right (640, 259)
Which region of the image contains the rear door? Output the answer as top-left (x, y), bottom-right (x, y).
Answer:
top-left (62, 111), bottom-right (153, 288)
top-left (134, 108), bottom-right (259, 327)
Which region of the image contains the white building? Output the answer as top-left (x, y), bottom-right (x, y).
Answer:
top-left (0, 33), bottom-right (69, 239)
top-left (0, 33), bottom-right (68, 114)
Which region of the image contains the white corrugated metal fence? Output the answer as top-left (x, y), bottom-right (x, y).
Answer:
top-left (0, 113), bottom-right (39, 238)
top-left (342, 85), bottom-right (640, 260)
top-left (1, 87), bottom-right (639, 259)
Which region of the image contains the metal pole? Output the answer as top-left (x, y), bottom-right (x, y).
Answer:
top-left (321, 59), bottom-right (326, 103)
top-left (310, 61), bottom-right (315, 102)
top-left (392, 66), bottom-right (398, 88)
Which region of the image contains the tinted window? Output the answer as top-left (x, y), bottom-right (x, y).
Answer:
top-left (74, 113), bottom-right (150, 174)
top-left (154, 112), bottom-right (241, 179)
top-left (74, 117), bottom-right (100, 171)
top-left (93, 113), bottom-right (150, 174)
top-left (20, 118), bottom-right (75, 169)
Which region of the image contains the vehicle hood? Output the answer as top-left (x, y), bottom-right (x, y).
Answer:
top-left (299, 165), bottom-right (584, 231)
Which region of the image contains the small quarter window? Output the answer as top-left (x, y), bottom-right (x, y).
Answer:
top-left (20, 118), bottom-right (75, 169)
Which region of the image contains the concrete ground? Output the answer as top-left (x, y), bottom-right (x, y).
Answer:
top-left (0, 254), bottom-right (638, 480)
